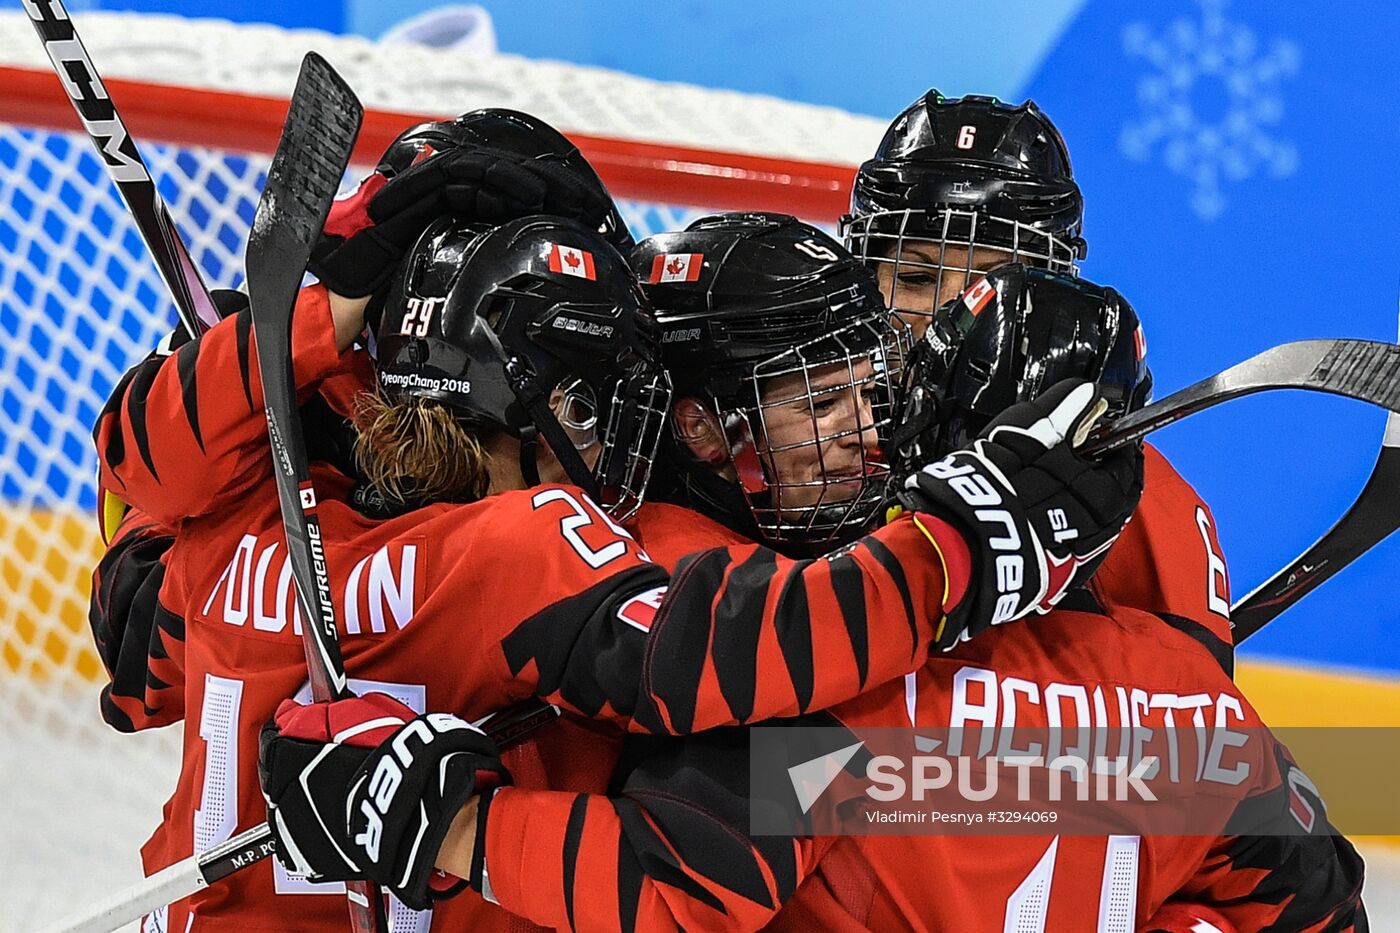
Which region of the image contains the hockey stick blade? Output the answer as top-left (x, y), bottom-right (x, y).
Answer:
top-left (246, 51), bottom-right (362, 702)
top-left (1230, 418), bottom-right (1400, 641)
top-left (1229, 311), bottom-right (1400, 640)
top-left (1079, 338), bottom-right (1400, 642)
top-left (244, 52), bottom-right (380, 932)
top-left (24, 0), bottom-right (220, 336)
top-left (35, 702), bottom-right (560, 933)
top-left (1083, 339), bottom-right (1400, 456)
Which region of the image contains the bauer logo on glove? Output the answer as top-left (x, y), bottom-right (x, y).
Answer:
top-left (259, 692), bottom-right (510, 910)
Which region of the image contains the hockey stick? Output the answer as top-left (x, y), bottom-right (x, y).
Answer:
top-left (1084, 339), bottom-right (1400, 456)
top-left (35, 702), bottom-right (561, 933)
top-left (242, 53), bottom-right (382, 932)
top-left (1228, 312), bottom-right (1400, 641)
top-left (1082, 338), bottom-right (1400, 642)
top-left (1229, 412), bottom-right (1400, 641)
top-left (23, 0), bottom-right (221, 337)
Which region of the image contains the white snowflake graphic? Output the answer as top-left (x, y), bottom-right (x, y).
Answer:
top-left (1120, 0), bottom-right (1300, 220)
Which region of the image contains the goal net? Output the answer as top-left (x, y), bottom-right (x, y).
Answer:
top-left (0, 10), bottom-right (881, 928)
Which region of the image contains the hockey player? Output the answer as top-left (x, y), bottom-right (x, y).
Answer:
top-left (846, 90), bottom-right (1236, 660)
top-left (842, 90), bottom-right (1085, 336)
top-left (261, 234), bottom-right (1362, 930)
top-left (92, 199), bottom-right (1140, 929)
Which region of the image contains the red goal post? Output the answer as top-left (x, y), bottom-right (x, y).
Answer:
top-left (0, 63), bottom-right (859, 220)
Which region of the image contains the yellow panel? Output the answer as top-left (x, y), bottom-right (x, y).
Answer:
top-left (1236, 658), bottom-right (1400, 726)
top-left (0, 505), bottom-right (105, 683)
top-left (1237, 658), bottom-right (1400, 848)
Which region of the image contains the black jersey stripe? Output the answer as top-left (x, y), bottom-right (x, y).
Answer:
top-left (1056, 586), bottom-right (1104, 615)
top-left (1154, 611), bottom-right (1234, 678)
top-left (862, 535), bottom-right (919, 660)
top-left (122, 356), bottom-right (163, 485)
top-left (98, 691), bottom-right (136, 733)
top-left (174, 337), bottom-right (205, 452)
top-left (828, 555), bottom-right (870, 689)
top-left (234, 307), bottom-right (255, 409)
top-left (615, 836), bottom-right (643, 933)
top-left (94, 363), bottom-right (142, 475)
top-left (562, 794), bottom-right (588, 931)
top-left (772, 570), bottom-right (815, 713)
top-left (647, 548), bottom-right (731, 735)
top-left (710, 548), bottom-right (778, 724)
top-left (500, 564), bottom-right (664, 719)
top-left (613, 797), bottom-right (729, 914)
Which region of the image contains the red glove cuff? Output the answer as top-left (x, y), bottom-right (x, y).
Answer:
top-left (272, 692), bottom-right (417, 749)
top-left (907, 512), bottom-right (974, 615)
top-left (323, 172), bottom-right (389, 239)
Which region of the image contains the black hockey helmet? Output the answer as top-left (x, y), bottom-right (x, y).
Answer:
top-left (890, 263), bottom-right (1152, 475)
top-left (375, 108), bottom-right (634, 252)
top-left (632, 212), bottom-right (911, 550)
top-left (376, 214), bottom-right (669, 519)
top-left (843, 91), bottom-right (1086, 325)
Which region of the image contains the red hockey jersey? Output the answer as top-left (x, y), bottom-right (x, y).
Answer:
top-left (87, 285), bottom-right (1271, 932)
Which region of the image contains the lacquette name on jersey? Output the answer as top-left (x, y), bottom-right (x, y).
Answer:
top-left (946, 665), bottom-right (1254, 787)
top-left (200, 533), bottom-right (418, 637)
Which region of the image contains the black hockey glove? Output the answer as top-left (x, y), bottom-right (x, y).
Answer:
top-left (309, 146), bottom-right (618, 298)
top-left (900, 378), bottom-right (1144, 647)
top-left (259, 692), bottom-right (510, 910)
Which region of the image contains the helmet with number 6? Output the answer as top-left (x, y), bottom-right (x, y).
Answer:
top-left (843, 90), bottom-right (1085, 331)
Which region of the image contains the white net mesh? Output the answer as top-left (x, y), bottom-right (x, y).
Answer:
top-left (0, 11), bottom-right (884, 162)
top-left (0, 12), bottom-right (869, 928)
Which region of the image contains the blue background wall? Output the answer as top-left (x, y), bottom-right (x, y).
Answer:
top-left (56, 0), bottom-right (1400, 675)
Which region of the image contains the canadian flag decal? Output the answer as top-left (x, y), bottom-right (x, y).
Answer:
top-left (549, 244), bottom-right (597, 280)
top-left (961, 276), bottom-right (996, 316)
top-left (617, 585), bottom-right (667, 632)
top-left (649, 252), bottom-right (703, 283)
top-left (1133, 323), bottom-right (1147, 361)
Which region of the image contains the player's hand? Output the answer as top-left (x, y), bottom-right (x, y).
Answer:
top-left (309, 145), bottom-right (618, 298)
top-left (899, 378), bottom-right (1143, 647)
top-left (258, 692), bottom-right (510, 910)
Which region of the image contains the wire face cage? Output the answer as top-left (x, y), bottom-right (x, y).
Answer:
top-left (720, 313), bottom-right (911, 548)
top-left (843, 207), bottom-right (1081, 326)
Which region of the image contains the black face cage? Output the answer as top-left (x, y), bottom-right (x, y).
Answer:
top-left (842, 209), bottom-right (1081, 324)
top-left (594, 364), bottom-right (673, 522)
top-left (715, 314), bottom-right (913, 548)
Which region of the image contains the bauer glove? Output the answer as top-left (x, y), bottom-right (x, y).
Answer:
top-left (899, 378), bottom-right (1143, 647)
top-left (309, 145), bottom-right (618, 298)
top-left (258, 692), bottom-right (510, 910)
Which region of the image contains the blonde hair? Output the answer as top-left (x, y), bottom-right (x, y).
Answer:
top-left (353, 391), bottom-right (493, 505)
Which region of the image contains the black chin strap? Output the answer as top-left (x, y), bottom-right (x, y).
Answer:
top-left (517, 424), bottom-right (542, 487)
top-left (504, 356), bottom-right (602, 502)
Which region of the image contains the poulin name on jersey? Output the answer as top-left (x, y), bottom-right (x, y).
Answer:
top-left (201, 534), bottom-right (419, 638)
